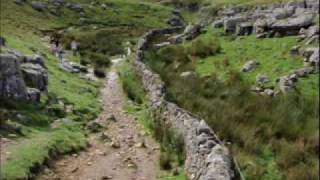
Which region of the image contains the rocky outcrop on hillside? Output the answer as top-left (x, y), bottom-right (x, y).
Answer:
top-left (133, 28), bottom-right (235, 180)
top-left (211, 0), bottom-right (319, 39)
top-left (0, 44), bottom-right (48, 102)
top-left (208, 0), bottom-right (319, 95)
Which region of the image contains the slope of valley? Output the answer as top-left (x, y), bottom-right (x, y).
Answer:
top-left (0, 0), bottom-right (319, 180)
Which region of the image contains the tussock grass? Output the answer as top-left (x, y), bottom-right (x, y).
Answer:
top-left (119, 61), bottom-right (186, 179)
top-left (144, 38), bottom-right (319, 179)
top-left (118, 61), bottom-right (146, 104)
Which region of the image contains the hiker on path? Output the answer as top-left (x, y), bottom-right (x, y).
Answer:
top-left (71, 40), bottom-right (79, 56)
top-left (57, 44), bottom-right (64, 63)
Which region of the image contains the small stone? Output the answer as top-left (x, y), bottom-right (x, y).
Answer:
top-left (101, 175), bottom-right (113, 180)
top-left (72, 153), bottom-right (78, 158)
top-left (1, 138), bottom-right (10, 142)
top-left (107, 114), bottom-right (116, 122)
top-left (110, 140), bottom-right (120, 148)
top-left (8, 134), bottom-right (17, 138)
top-left (87, 161), bottom-right (93, 166)
top-left (71, 166), bottom-right (79, 173)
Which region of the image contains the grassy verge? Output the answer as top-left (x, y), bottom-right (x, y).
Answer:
top-left (118, 61), bottom-right (187, 180)
top-left (1, 125), bottom-right (86, 179)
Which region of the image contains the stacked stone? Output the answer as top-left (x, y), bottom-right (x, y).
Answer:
top-left (133, 28), bottom-right (235, 180)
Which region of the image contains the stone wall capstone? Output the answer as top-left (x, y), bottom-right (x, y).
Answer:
top-left (133, 27), bottom-right (235, 180)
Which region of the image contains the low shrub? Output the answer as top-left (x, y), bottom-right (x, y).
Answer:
top-left (160, 151), bottom-right (173, 170)
top-left (118, 62), bottom-right (145, 104)
top-left (144, 44), bottom-right (319, 179)
top-left (90, 52), bottom-right (111, 67)
top-left (187, 37), bottom-right (221, 58)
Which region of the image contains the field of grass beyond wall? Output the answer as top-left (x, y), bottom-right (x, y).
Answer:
top-left (143, 28), bottom-right (319, 180)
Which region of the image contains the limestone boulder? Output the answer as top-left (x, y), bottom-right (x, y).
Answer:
top-left (241, 60), bottom-right (259, 72)
top-left (31, 1), bottom-right (48, 11)
top-left (0, 54), bottom-right (28, 100)
top-left (224, 16), bottom-right (247, 33)
top-left (271, 13), bottom-right (315, 33)
top-left (20, 63), bottom-right (48, 91)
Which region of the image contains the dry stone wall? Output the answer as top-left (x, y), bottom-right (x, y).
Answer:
top-left (133, 27), bottom-right (235, 180)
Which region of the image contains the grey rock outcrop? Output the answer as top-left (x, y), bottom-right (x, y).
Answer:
top-left (270, 13), bottom-right (315, 34)
top-left (0, 51), bottom-right (48, 102)
top-left (236, 22), bottom-right (253, 35)
top-left (224, 16), bottom-right (247, 33)
top-left (0, 54), bottom-right (28, 101)
top-left (256, 74), bottom-right (269, 85)
top-left (21, 63), bottom-right (48, 91)
top-left (241, 60), bottom-right (259, 72)
top-left (31, 1), bottom-right (47, 11)
top-left (211, 0), bottom-right (318, 38)
top-left (167, 16), bottom-right (185, 27)
top-left (66, 3), bottom-right (84, 12)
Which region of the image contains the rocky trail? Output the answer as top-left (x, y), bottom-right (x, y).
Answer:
top-left (37, 59), bottom-right (160, 180)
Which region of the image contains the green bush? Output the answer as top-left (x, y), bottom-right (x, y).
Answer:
top-left (187, 37), bottom-right (221, 58)
top-left (90, 52), bottom-right (111, 67)
top-left (118, 62), bottom-right (145, 104)
top-left (158, 45), bottom-right (190, 64)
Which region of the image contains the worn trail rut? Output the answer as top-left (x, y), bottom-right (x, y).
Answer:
top-left (38, 62), bottom-right (160, 180)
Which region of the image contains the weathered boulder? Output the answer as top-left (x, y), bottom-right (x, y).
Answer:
top-left (262, 89), bottom-right (274, 96)
top-left (241, 60), bottom-right (259, 72)
top-left (272, 7), bottom-right (295, 19)
top-left (180, 71), bottom-right (196, 78)
top-left (50, 0), bottom-right (65, 6)
top-left (299, 25), bottom-right (319, 44)
top-left (236, 22), bottom-right (253, 35)
top-left (224, 16), bottom-right (247, 33)
top-left (212, 19), bottom-right (224, 28)
top-left (167, 16), bottom-right (185, 27)
top-left (0, 54), bottom-right (28, 100)
top-left (67, 3), bottom-right (84, 12)
top-left (256, 74), bottom-right (269, 84)
top-left (31, 1), bottom-right (47, 11)
top-left (290, 45), bottom-right (301, 55)
top-left (27, 88), bottom-right (41, 102)
top-left (21, 55), bottom-right (47, 69)
top-left (279, 76), bottom-right (295, 93)
top-left (20, 63), bottom-right (48, 91)
top-left (303, 48), bottom-right (319, 70)
top-left (60, 60), bottom-right (86, 73)
top-left (183, 24), bottom-right (202, 40)
top-left (270, 13), bottom-right (315, 34)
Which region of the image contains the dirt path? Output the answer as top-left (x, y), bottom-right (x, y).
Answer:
top-left (37, 61), bottom-right (160, 180)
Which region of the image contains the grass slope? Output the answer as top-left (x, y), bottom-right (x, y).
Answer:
top-left (193, 28), bottom-right (318, 99)
top-left (143, 28), bottom-right (319, 179)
